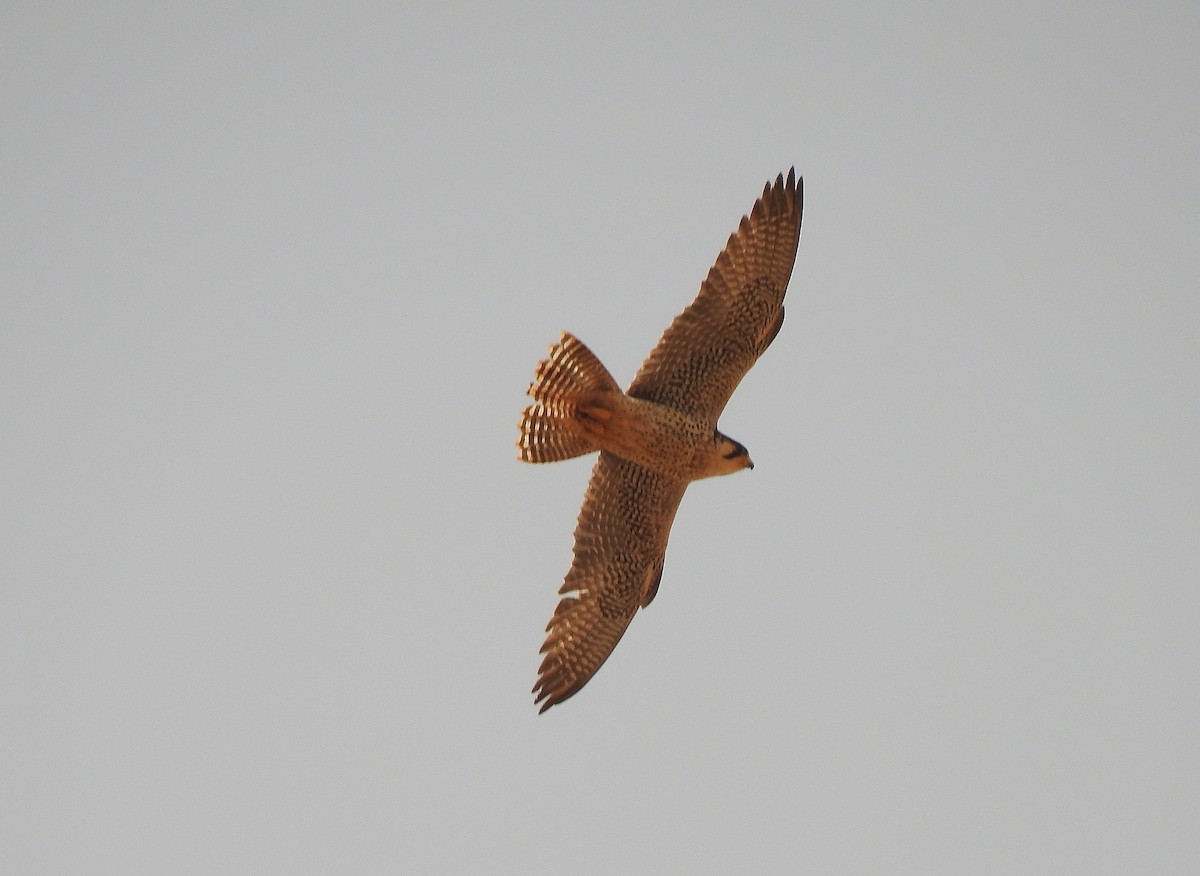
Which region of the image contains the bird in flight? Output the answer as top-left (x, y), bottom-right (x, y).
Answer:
top-left (517, 169), bottom-right (804, 713)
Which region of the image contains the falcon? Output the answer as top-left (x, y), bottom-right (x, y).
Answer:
top-left (517, 169), bottom-right (803, 712)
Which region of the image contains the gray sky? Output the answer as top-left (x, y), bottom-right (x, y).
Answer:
top-left (4, 2), bottom-right (1198, 873)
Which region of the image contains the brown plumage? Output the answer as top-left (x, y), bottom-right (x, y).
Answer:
top-left (518, 169), bottom-right (803, 712)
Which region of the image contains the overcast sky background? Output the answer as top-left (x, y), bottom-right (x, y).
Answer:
top-left (4, 2), bottom-right (1198, 873)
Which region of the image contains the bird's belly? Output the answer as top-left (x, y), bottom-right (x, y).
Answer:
top-left (602, 395), bottom-right (710, 480)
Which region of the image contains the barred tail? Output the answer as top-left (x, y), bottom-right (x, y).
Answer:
top-left (518, 332), bottom-right (621, 463)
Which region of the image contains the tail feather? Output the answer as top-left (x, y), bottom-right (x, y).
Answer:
top-left (518, 332), bottom-right (620, 463)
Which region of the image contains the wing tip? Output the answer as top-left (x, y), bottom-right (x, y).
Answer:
top-left (751, 167), bottom-right (803, 223)
top-left (532, 670), bottom-right (585, 714)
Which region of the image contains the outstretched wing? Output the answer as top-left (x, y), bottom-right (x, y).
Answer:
top-left (628, 169), bottom-right (803, 423)
top-left (533, 451), bottom-right (688, 713)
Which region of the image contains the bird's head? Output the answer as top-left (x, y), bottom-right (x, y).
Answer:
top-left (705, 431), bottom-right (754, 477)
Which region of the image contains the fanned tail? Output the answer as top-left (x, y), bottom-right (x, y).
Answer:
top-left (518, 332), bottom-right (621, 463)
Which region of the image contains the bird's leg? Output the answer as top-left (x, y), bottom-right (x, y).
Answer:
top-left (577, 403), bottom-right (612, 436)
